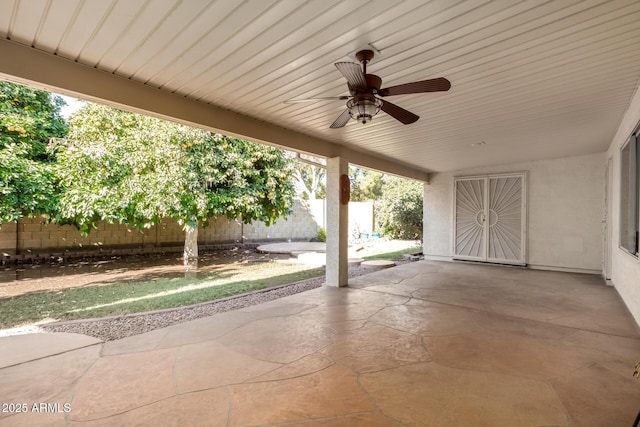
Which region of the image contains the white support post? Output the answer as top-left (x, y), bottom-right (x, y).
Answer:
top-left (326, 157), bottom-right (349, 287)
top-left (423, 181), bottom-right (428, 257)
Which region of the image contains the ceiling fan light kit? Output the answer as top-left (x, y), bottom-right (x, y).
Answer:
top-left (285, 49), bottom-right (451, 128)
top-left (347, 94), bottom-right (382, 124)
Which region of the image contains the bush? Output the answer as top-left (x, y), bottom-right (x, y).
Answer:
top-left (375, 177), bottom-right (423, 240)
top-left (316, 228), bottom-right (326, 242)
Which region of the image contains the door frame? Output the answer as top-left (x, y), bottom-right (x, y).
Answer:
top-left (452, 172), bottom-right (528, 265)
top-left (603, 157), bottom-right (613, 279)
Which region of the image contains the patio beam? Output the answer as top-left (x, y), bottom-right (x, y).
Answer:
top-left (0, 39), bottom-right (429, 183)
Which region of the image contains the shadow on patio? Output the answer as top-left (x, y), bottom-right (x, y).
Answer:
top-left (1, 260), bottom-right (638, 426)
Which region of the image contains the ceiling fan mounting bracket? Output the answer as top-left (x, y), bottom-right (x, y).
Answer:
top-left (355, 49), bottom-right (375, 64)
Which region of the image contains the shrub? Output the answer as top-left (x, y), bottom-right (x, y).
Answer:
top-left (375, 177), bottom-right (423, 241)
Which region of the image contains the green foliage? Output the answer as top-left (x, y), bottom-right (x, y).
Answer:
top-left (375, 176), bottom-right (423, 240)
top-left (348, 166), bottom-right (423, 240)
top-left (0, 81), bottom-right (67, 223)
top-left (0, 81), bottom-right (67, 160)
top-left (54, 104), bottom-right (295, 234)
top-left (362, 245), bottom-right (422, 260)
top-left (349, 167), bottom-right (384, 201)
top-left (0, 144), bottom-right (59, 222)
top-left (316, 228), bottom-right (326, 242)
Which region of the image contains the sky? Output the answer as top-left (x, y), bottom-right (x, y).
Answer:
top-left (56, 94), bottom-right (85, 118)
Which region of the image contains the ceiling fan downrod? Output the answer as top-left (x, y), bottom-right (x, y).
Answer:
top-left (356, 49), bottom-right (375, 75)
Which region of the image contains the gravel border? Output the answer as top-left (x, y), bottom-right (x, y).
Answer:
top-left (41, 264), bottom-right (402, 341)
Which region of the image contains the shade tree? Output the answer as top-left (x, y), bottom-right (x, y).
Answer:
top-left (55, 103), bottom-right (294, 270)
top-left (0, 81), bottom-right (67, 223)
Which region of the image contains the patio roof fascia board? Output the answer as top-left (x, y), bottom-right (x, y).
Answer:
top-left (0, 39), bottom-right (429, 183)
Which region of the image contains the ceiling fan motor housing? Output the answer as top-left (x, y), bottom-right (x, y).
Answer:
top-left (365, 74), bottom-right (382, 93)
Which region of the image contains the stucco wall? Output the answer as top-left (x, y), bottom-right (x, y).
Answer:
top-left (605, 83), bottom-right (640, 325)
top-left (423, 152), bottom-right (605, 274)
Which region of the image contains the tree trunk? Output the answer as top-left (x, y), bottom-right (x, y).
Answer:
top-left (183, 223), bottom-right (198, 277)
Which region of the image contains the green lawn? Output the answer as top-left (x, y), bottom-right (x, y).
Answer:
top-left (0, 244), bottom-right (421, 329)
top-left (363, 246), bottom-right (421, 260)
top-left (0, 267), bottom-right (325, 328)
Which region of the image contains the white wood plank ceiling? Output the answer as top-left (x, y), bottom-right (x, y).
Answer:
top-left (1, 0), bottom-right (639, 173)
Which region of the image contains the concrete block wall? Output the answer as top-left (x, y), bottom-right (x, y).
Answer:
top-left (155, 219), bottom-right (185, 245)
top-left (241, 199), bottom-right (322, 242)
top-left (307, 199), bottom-right (326, 229)
top-left (0, 199), bottom-right (320, 258)
top-left (0, 221), bottom-right (16, 255)
top-left (7, 220), bottom-right (154, 253)
top-left (199, 216), bottom-right (243, 243)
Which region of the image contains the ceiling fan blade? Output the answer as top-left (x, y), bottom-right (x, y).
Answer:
top-left (284, 96), bottom-right (350, 104)
top-left (381, 100), bottom-right (419, 124)
top-left (335, 62), bottom-right (367, 91)
top-left (329, 109), bottom-right (351, 128)
top-left (378, 77), bottom-right (451, 97)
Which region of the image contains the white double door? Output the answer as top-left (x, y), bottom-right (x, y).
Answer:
top-left (454, 173), bottom-right (527, 265)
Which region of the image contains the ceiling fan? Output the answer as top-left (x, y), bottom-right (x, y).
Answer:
top-left (285, 49), bottom-right (451, 128)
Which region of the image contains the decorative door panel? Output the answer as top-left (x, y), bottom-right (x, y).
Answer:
top-left (487, 176), bottom-right (523, 263)
top-left (454, 178), bottom-right (487, 261)
top-left (454, 173), bottom-right (526, 265)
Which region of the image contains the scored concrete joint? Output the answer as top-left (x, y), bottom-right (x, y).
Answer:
top-left (0, 332), bottom-right (102, 368)
top-left (361, 259), bottom-right (396, 270)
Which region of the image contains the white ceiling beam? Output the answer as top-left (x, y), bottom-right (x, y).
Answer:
top-left (0, 39), bottom-right (429, 182)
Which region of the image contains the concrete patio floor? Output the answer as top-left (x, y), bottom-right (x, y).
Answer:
top-left (1, 260), bottom-right (639, 426)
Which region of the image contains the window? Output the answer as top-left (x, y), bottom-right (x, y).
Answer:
top-left (620, 133), bottom-right (639, 255)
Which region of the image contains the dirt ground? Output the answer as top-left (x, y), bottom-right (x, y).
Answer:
top-left (0, 248), bottom-right (291, 298)
top-left (0, 240), bottom-right (420, 299)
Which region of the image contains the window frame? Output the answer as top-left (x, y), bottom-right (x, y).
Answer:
top-left (619, 132), bottom-right (639, 257)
